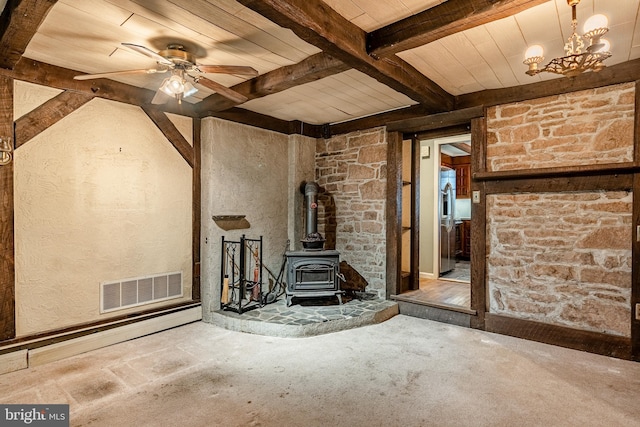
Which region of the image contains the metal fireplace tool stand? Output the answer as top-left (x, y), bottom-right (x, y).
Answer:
top-left (220, 235), bottom-right (263, 314)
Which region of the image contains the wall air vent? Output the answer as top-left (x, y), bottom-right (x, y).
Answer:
top-left (101, 271), bottom-right (183, 313)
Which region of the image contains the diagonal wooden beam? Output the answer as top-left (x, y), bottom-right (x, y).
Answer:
top-left (367, 0), bottom-right (549, 58)
top-left (142, 106), bottom-right (194, 168)
top-left (196, 52), bottom-right (350, 114)
top-left (236, 0), bottom-right (454, 113)
top-left (14, 91), bottom-right (93, 148)
top-left (0, 0), bottom-right (58, 69)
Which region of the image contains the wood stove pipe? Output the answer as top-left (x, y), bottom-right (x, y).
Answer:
top-left (301, 181), bottom-right (325, 249)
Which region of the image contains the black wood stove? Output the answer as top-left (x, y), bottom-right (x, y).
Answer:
top-left (285, 182), bottom-right (344, 306)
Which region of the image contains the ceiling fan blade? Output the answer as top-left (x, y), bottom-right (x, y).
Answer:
top-left (197, 65), bottom-right (258, 77)
top-left (196, 77), bottom-right (248, 104)
top-left (74, 68), bottom-right (166, 80)
top-left (122, 43), bottom-right (173, 66)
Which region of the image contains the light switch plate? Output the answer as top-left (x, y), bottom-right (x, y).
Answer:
top-left (472, 190), bottom-right (480, 204)
top-left (421, 145), bottom-right (430, 159)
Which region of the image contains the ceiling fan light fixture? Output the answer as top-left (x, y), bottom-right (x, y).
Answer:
top-left (160, 74), bottom-right (185, 96)
top-left (183, 81), bottom-right (198, 97)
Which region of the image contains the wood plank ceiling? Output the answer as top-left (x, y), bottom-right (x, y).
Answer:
top-left (1, 0), bottom-right (639, 133)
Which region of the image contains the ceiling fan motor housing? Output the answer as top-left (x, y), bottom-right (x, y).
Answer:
top-left (159, 44), bottom-right (196, 68)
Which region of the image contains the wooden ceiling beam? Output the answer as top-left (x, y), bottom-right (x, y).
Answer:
top-left (451, 142), bottom-right (472, 154)
top-left (208, 107), bottom-right (324, 137)
top-left (236, 0), bottom-right (454, 113)
top-left (1, 58), bottom-right (322, 137)
top-left (196, 52), bottom-right (349, 114)
top-left (0, 0), bottom-right (58, 69)
top-left (331, 58), bottom-right (640, 136)
top-left (367, 0), bottom-right (549, 58)
top-left (455, 58), bottom-right (640, 110)
top-left (2, 58), bottom-right (199, 117)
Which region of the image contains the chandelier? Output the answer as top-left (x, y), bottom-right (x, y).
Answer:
top-left (523, 0), bottom-right (611, 78)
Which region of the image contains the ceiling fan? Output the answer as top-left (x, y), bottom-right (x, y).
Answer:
top-left (74, 43), bottom-right (258, 105)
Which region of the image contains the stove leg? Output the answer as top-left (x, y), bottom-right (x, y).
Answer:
top-left (286, 295), bottom-right (293, 307)
top-left (336, 294), bottom-right (342, 305)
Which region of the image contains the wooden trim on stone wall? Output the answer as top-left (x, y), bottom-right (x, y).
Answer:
top-left (386, 131), bottom-right (403, 298)
top-left (484, 173), bottom-right (634, 194)
top-left (409, 124), bottom-right (472, 142)
top-left (633, 172), bottom-right (640, 361)
top-left (485, 313), bottom-right (632, 359)
top-left (0, 75), bottom-right (15, 341)
top-left (387, 106), bottom-right (483, 133)
top-left (410, 136), bottom-right (420, 289)
top-left (192, 118), bottom-right (201, 302)
top-left (470, 117), bottom-right (486, 329)
top-left (14, 90), bottom-right (93, 148)
top-left (475, 163), bottom-right (639, 182)
top-left (633, 81), bottom-right (640, 361)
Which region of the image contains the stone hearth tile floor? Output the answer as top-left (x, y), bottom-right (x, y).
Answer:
top-left (210, 297), bottom-right (398, 338)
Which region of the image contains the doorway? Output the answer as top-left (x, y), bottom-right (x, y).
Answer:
top-left (400, 133), bottom-right (472, 310)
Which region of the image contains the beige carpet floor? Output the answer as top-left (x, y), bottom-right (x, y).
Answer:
top-left (1, 315), bottom-right (639, 427)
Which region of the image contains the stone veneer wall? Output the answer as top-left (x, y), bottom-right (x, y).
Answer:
top-left (487, 191), bottom-right (632, 337)
top-left (485, 83), bottom-right (636, 337)
top-left (486, 82), bottom-right (635, 171)
top-left (315, 128), bottom-right (387, 297)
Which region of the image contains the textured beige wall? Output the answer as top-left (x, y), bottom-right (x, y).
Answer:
top-left (14, 93), bottom-right (193, 337)
top-left (487, 192), bottom-right (632, 337)
top-left (200, 118), bottom-right (315, 319)
top-left (486, 83), bottom-right (635, 171)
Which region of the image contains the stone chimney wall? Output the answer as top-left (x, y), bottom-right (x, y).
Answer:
top-left (485, 82), bottom-right (635, 337)
top-left (315, 128), bottom-right (387, 297)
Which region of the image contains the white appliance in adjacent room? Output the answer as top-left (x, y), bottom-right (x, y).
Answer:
top-left (439, 166), bottom-right (456, 275)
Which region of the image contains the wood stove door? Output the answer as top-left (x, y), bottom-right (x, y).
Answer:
top-left (292, 261), bottom-right (336, 291)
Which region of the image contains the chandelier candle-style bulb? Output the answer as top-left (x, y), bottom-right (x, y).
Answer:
top-left (583, 13), bottom-right (609, 50)
top-left (583, 14), bottom-right (608, 34)
top-left (523, 45), bottom-right (544, 75)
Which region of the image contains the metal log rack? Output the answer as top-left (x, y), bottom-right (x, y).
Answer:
top-left (220, 235), bottom-right (263, 314)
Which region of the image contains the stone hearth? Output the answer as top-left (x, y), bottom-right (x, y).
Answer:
top-left (211, 298), bottom-right (398, 337)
